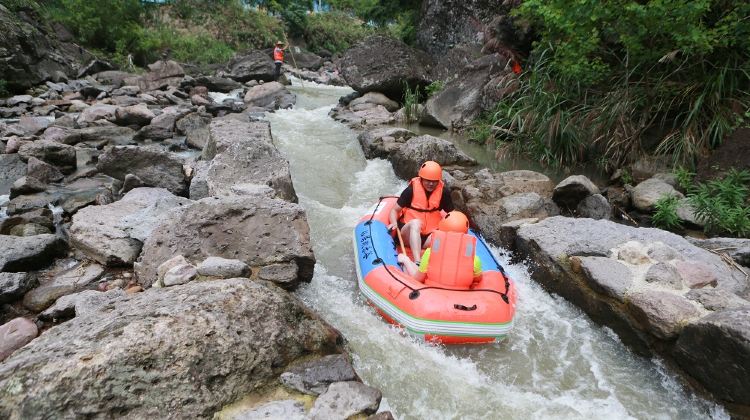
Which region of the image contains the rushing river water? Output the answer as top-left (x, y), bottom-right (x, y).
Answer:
top-left (265, 80), bottom-right (728, 420)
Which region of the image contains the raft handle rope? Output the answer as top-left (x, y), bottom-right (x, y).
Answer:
top-left (365, 196), bottom-right (511, 305)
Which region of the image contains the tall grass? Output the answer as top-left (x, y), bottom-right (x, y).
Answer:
top-left (474, 47), bottom-right (750, 170)
top-left (402, 82), bottom-right (421, 122)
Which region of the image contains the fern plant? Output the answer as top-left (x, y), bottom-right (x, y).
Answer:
top-left (652, 195), bottom-right (682, 231)
top-left (688, 169), bottom-right (750, 237)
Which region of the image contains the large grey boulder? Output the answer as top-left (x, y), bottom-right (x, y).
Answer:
top-left (0, 5), bottom-right (86, 92)
top-left (515, 216), bottom-right (750, 406)
top-left (113, 103), bottom-right (155, 126)
top-left (674, 308), bottom-right (750, 406)
top-left (577, 256), bottom-right (633, 302)
top-left (22, 262), bottom-right (105, 312)
top-left (339, 35), bottom-right (431, 99)
top-left (136, 196), bottom-right (314, 290)
top-left (552, 175), bottom-right (600, 210)
top-left (137, 107), bottom-right (190, 141)
top-left (243, 81), bottom-right (296, 110)
top-left (421, 54), bottom-right (511, 130)
top-left (97, 146), bottom-right (188, 196)
top-left (228, 50), bottom-right (276, 82)
top-left (350, 92), bottom-right (399, 112)
top-left (576, 194), bottom-right (611, 220)
top-left (284, 48), bottom-right (323, 70)
top-left (18, 140), bottom-right (76, 172)
top-left (0, 154), bottom-right (27, 195)
top-left (0, 279), bottom-right (342, 419)
top-left (687, 237), bottom-right (750, 267)
top-left (175, 112), bottom-right (212, 150)
top-left (0, 273), bottom-right (36, 304)
top-left (193, 75), bottom-right (242, 93)
top-left (357, 127), bottom-right (415, 159)
top-left (26, 156), bottom-right (64, 183)
top-left (70, 188), bottom-right (191, 266)
top-left (78, 126), bottom-right (137, 146)
top-left (631, 178), bottom-right (684, 212)
top-left (137, 60), bottom-right (185, 91)
top-left (0, 234), bottom-right (67, 273)
top-left (228, 400), bottom-right (306, 420)
top-left (516, 217), bottom-right (747, 295)
top-left (308, 381), bottom-right (382, 420)
top-left (390, 135), bottom-right (476, 180)
top-left (627, 291), bottom-right (701, 340)
top-left (199, 119), bottom-right (297, 202)
top-left (0, 318), bottom-right (38, 362)
top-left (280, 354), bottom-right (358, 396)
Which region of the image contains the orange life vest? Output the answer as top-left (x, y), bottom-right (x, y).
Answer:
top-left (512, 60), bottom-right (522, 75)
top-left (400, 177), bottom-right (444, 235)
top-left (273, 47), bottom-right (284, 62)
top-left (425, 230), bottom-right (476, 289)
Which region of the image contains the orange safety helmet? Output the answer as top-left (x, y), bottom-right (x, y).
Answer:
top-left (418, 161), bottom-right (442, 181)
top-left (438, 211), bottom-right (469, 233)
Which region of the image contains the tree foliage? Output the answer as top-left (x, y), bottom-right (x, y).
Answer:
top-left (475, 0), bottom-right (750, 169)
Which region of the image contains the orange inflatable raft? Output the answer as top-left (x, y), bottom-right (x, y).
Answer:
top-left (353, 196), bottom-right (517, 344)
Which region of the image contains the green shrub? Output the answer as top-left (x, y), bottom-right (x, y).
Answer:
top-left (674, 166), bottom-right (695, 192)
top-left (471, 1), bottom-right (750, 169)
top-left (619, 169), bottom-right (634, 186)
top-left (135, 27), bottom-right (235, 65)
top-left (688, 169), bottom-right (750, 237)
top-left (425, 80), bottom-right (444, 98)
top-left (304, 11), bottom-right (372, 54)
top-left (0, 80), bottom-right (8, 97)
top-left (46, 0), bottom-right (145, 53)
top-left (652, 195), bottom-right (682, 231)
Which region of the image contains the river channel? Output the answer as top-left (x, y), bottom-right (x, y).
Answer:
top-left (265, 80), bottom-right (727, 420)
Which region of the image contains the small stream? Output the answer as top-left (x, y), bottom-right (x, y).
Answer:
top-left (265, 79), bottom-right (727, 419)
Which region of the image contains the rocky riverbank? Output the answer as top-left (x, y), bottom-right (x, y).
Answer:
top-left (334, 76), bottom-right (750, 415)
top-left (0, 49), bottom-right (393, 418)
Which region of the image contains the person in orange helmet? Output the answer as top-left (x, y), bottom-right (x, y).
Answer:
top-left (388, 161), bottom-right (454, 262)
top-left (397, 211), bottom-right (481, 287)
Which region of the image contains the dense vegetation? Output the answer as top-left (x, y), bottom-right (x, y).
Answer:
top-left (471, 0), bottom-right (750, 172)
top-left (651, 169), bottom-right (750, 237)
top-left (16, 0), bottom-right (413, 68)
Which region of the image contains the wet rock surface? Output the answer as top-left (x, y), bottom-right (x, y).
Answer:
top-left (0, 279), bottom-right (342, 419)
top-left (136, 196), bottom-right (314, 290)
top-left (339, 35), bottom-right (431, 99)
top-left (280, 354), bottom-right (359, 396)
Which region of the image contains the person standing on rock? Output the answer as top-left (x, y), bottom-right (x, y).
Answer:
top-left (273, 40), bottom-right (288, 81)
top-left (388, 161), bottom-right (454, 262)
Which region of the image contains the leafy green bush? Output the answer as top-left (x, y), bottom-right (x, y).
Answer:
top-left (136, 27), bottom-right (234, 65)
top-left (477, 52), bottom-right (587, 169)
top-left (620, 169), bottom-right (634, 186)
top-left (688, 169), bottom-right (750, 237)
top-left (46, 0), bottom-right (145, 53)
top-left (304, 11), bottom-right (372, 54)
top-left (652, 195), bottom-right (682, 231)
top-left (425, 80), bottom-right (444, 98)
top-left (473, 1), bottom-right (750, 169)
top-left (674, 166), bottom-right (695, 192)
top-left (0, 80), bottom-right (8, 98)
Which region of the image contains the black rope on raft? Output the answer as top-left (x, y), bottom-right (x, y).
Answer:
top-left (364, 196), bottom-right (511, 304)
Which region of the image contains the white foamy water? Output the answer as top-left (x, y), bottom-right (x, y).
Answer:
top-left (265, 80), bottom-right (728, 420)
top-left (0, 194), bottom-right (9, 222)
